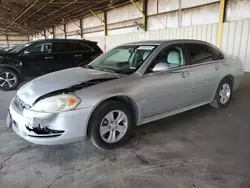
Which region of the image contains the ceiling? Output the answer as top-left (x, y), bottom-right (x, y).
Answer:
top-left (0, 0), bottom-right (131, 35)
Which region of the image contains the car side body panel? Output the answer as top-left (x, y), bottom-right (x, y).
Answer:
top-left (74, 40), bottom-right (244, 127)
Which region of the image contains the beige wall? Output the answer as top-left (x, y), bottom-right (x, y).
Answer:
top-left (0, 34), bottom-right (28, 47)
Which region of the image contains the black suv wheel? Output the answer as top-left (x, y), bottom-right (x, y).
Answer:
top-left (0, 68), bottom-right (20, 91)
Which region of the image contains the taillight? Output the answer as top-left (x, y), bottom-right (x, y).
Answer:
top-left (98, 52), bottom-right (103, 56)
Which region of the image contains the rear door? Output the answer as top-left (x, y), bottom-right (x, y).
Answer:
top-left (20, 42), bottom-right (54, 77)
top-left (184, 43), bottom-right (225, 103)
top-left (74, 42), bottom-right (99, 66)
top-left (52, 41), bottom-right (76, 70)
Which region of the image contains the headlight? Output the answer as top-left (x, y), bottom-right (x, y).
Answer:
top-left (32, 94), bottom-right (81, 113)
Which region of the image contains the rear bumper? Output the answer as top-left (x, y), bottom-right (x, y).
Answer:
top-left (9, 98), bottom-right (93, 145)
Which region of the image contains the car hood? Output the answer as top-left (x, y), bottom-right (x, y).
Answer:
top-left (0, 53), bottom-right (19, 64)
top-left (0, 51), bottom-right (17, 57)
top-left (17, 67), bottom-right (120, 106)
top-left (0, 51), bottom-right (8, 56)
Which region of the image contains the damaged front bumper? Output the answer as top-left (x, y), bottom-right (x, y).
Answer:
top-left (9, 97), bottom-right (93, 145)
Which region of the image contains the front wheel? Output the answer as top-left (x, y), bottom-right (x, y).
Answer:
top-left (89, 101), bottom-right (133, 150)
top-left (0, 68), bottom-right (20, 91)
top-left (210, 79), bottom-right (232, 108)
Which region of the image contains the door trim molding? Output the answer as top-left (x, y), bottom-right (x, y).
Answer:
top-left (139, 101), bottom-right (208, 125)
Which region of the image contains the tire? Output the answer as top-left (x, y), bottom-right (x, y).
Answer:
top-left (0, 68), bottom-right (20, 91)
top-left (89, 101), bottom-right (133, 150)
top-left (210, 79), bottom-right (233, 108)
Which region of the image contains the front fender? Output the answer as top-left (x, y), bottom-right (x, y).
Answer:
top-left (0, 58), bottom-right (22, 75)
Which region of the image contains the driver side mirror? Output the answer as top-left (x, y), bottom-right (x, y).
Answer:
top-left (152, 62), bottom-right (171, 72)
top-left (23, 50), bottom-right (30, 55)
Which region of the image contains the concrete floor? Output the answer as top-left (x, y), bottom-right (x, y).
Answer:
top-left (0, 74), bottom-right (250, 188)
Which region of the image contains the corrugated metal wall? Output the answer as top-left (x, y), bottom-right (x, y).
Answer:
top-left (86, 20), bottom-right (250, 71)
top-left (222, 20), bottom-right (250, 72)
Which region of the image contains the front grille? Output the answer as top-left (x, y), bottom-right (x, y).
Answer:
top-left (14, 95), bottom-right (31, 111)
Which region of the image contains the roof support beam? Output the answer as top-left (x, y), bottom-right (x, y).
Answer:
top-left (129, 0), bottom-right (146, 31)
top-left (178, 0), bottom-right (182, 27)
top-left (0, 2), bottom-right (14, 25)
top-left (89, 10), bottom-right (104, 23)
top-left (52, 27), bottom-right (55, 39)
top-left (104, 11), bottom-right (107, 36)
top-left (68, 18), bottom-right (81, 29)
top-left (142, 0), bottom-right (148, 31)
top-left (20, 0), bottom-right (55, 24)
top-left (217, 0), bottom-right (226, 48)
top-left (33, 0), bottom-right (79, 24)
top-left (63, 24), bottom-right (67, 39)
top-left (89, 10), bottom-right (107, 36)
top-left (43, 29), bottom-right (46, 39)
top-left (40, 0), bottom-right (107, 27)
top-left (80, 18), bottom-right (83, 38)
top-left (0, 14), bottom-right (41, 33)
top-left (0, 26), bottom-right (29, 35)
top-left (33, 2), bottom-right (88, 27)
top-left (2, 0), bottom-right (39, 32)
top-left (6, 34), bottom-right (9, 47)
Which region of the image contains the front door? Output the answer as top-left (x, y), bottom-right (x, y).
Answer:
top-left (20, 42), bottom-right (54, 78)
top-left (142, 44), bottom-right (194, 118)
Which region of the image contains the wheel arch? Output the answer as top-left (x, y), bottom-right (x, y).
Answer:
top-left (221, 75), bottom-right (234, 88)
top-left (86, 95), bottom-right (140, 137)
top-left (210, 74), bottom-right (234, 103)
top-left (0, 65), bottom-right (21, 77)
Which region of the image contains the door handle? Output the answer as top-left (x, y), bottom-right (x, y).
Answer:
top-left (74, 55), bottom-right (82, 58)
top-left (180, 72), bottom-right (189, 78)
top-left (45, 56), bottom-right (53, 60)
top-left (181, 72), bottom-right (186, 78)
top-left (215, 65), bottom-right (220, 71)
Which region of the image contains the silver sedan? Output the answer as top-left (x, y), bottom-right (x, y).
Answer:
top-left (7, 40), bottom-right (244, 149)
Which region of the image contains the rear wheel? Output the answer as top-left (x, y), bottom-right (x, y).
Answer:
top-left (89, 101), bottom-right (133, 150)
top-left (210, 79), bottom-right (232, 108)
top-left (0, 68), bottom-right (20, 91)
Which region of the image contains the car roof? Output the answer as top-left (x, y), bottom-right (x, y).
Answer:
top-left (123, 39), bottom-right (212, 46)
top-left (120, 39), bottom-right (224, 54)
top-left (30, 38), bottom-right (96, 44)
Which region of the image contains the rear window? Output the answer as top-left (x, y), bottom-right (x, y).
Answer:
top-left (75, 42), bottom-right (92, 51)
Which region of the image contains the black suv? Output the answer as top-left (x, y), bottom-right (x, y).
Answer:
top-left (0, 39), bottom-right (103, 90)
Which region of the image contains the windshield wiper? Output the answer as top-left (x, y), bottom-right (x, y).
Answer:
top-left (84, 64), bottom-right (92, 69)
top-left (93, 67), bottom-right (116, 73)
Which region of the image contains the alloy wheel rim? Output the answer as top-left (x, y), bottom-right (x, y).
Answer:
top-left (219, 83), bottom-right (231, 104)
top-left (0, 72), bottom-right (17, 88)
top-left (100, 110), bottom-right (128, 143)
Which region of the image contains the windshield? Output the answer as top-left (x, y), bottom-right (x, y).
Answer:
top-left (88, 45), bottom-right (157, 74)
top-left (9, 42), bottom-right (33, 53)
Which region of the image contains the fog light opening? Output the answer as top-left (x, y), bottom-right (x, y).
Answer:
top-left (25, 125), bottom-right (64, 135)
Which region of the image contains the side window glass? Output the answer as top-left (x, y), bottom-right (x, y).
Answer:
top-left (53, 42), bottom-right (75, 52)
top-left (187, 44), bottom-right (223, 65)
top-left (75, 42), bottom-right (91, 51)
top-left (149, 45), bottom-right (184, 72)
top-left (28, 43), bottom-right (52, 53)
